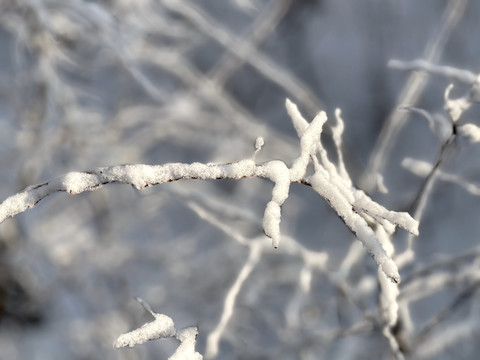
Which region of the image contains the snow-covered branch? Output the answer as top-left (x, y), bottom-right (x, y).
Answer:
top-left (0, 161), bottom-right (260, 224)
top-left (390, 59), bottom-right (480, 121)
top-left (0, 99), bottom-right (418, 283)
top-left (388, 59), bottom-right (477, 85)
top-left (114, 298), bottom-right (202, 360)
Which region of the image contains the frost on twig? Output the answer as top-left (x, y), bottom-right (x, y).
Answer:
top-left (114, 298), bottom-right (202, 360)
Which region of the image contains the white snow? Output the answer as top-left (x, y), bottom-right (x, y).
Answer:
top-left (458, 123), bottom-right (480, 143)
top-left (290, 109), bottom-right (327, 181)
top-left (114, 312), bottom-right (175, 348)
top-left (263, 201), bottom-right (282, 248)
top-left (62, 172), bottom-right (99, 194)
top-left (259, 160), bottom-right (290, 248)
top-left (254, 136), bottom-right (264, 152)
top-left (169, 327), bottom-right (202, 360)
top-left (114, 298), bottom-right (202, 359)
top-left (284, 99), bottom-right (418, 283)
top-left (444, 83), bottom-right (472, 122)
top-left (285, 98), bottom-right (308, 136)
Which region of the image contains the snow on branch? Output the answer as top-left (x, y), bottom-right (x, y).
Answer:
top-left (0, 161), bottom-right (259, 224)
top-left (0, 99), bottom-right (418, 282)
top-left (403, 158), bottom-right (480, 196)
top-left (114, 298), bottom-right (202, 360)
top-left (457, 123), bottom-right (480, 143)
top-left (388, 59), bottom-right (477, 85)
top-left (390, 59), bottom-right (480, 122)
top-left (284, 100), bottom-right (418, 282)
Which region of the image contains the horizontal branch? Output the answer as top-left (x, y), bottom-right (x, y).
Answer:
top-left (0, 160), bottom-right (265, 224)
top-left (388, 59), bottom-right (477, 84)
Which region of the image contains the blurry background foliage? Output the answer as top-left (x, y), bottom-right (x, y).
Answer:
top-left (0, 0), bottom-right (479, 359)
